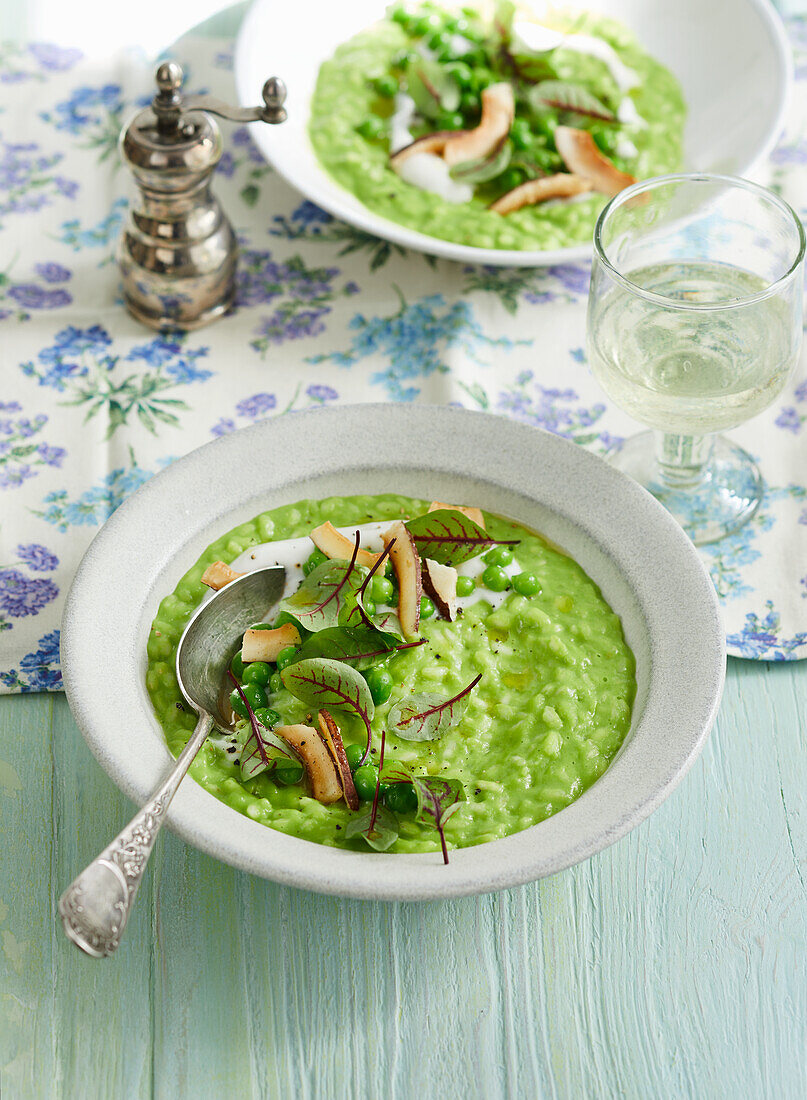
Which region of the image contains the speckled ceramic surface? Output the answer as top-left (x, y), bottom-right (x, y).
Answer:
top-left (61, 405), bottom-right (725, 899)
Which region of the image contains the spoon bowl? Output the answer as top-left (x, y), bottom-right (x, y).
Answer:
top-left (177, 566), bottom-right (287, 723)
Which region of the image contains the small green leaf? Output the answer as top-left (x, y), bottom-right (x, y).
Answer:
top-left (345, 803), bottom-right (399, 851)
top-left (235, 717), bottom-right (300, 782)
top-left (297, 626), bottom-right (399, 668)
top-left (529, 81), bottom-right (614, 121)
top-left (405, 509), bottom-right (518, 565)
top-left (241, 183), bottom-right (260, 206)
top-left (281, 658), bottom-right (375, 728)
top-left (281, 558), bottom-right (366, 632)
top-left (387, 674), bottom-right (481, 741)
top-left (391, 769), bottom-right (466, 863)
top-left (449, 140), bottom-right (512, 183)
top-left (407, 58), bottom-right (460, 119)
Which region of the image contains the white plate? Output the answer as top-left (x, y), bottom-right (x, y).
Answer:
top-left (234, 0), bottom-right (791, 267)
top-left (62, 406), bottom-right (725, 899)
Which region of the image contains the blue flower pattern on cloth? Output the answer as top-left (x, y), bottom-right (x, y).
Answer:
top-left (2, 24), bottom-right (807, 691)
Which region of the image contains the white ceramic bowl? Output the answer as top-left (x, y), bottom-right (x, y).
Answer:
top-left (61, 406), bottom-right (725, 899)
top-left (234, 0), bottom-right (791, 267)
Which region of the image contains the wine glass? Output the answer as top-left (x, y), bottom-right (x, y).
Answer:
top-left (587, 174), bottom-right (805, 545)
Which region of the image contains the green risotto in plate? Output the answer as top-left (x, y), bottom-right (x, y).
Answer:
top-left (146, 494), bottom-right (636, 860)
top-left (309, 2), bottom-right (686, 250)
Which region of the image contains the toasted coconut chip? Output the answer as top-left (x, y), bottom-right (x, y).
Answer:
top-left (275, 723), bottom-right (343, 804)
top-left (201, 560), bottom-right (244, 591)
top-left (428, 501), bottom-right (485, 529)
top-left (241, 622), bottom-right (301, 663)
top-left (422, 559), bottom-right (459, 622)
top-left (554, 126), bottom-right (636, 196)
top-left (390, 131), bottom-right (455, 168)
top-left (490, 173), bottom-right (592, 214)
top-left (317, 709), bottom-right (359, 811)
top-left (310, 521), bottom-right (380, 569)
top-left (383, 520), bottom-right (423, 640)
top-left (443, 83), bottom-right (515, 167)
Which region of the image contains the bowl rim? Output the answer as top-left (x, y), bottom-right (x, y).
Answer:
top-left (61, 405), bottom-right (726, 900)
top-left (233, 0), bottom-right (792, 269)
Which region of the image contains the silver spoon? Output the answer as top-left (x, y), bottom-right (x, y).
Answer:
top-left (58, 565), bottom-right (286, 958)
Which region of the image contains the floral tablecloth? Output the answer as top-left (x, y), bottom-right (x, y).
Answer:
top-left (1, 21), bottom-right (807, 693)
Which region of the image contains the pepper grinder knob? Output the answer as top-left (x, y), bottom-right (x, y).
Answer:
top-left (117, 61), bottom-right (288, 331)
top-left (261, 77), bottom-right (287, 123)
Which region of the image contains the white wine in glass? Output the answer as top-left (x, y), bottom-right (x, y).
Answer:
top-left (587, 175), bottom-right (805, 544)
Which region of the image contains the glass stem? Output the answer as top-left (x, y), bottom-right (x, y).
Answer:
top-left (654, 432), bottom-right (714, 490)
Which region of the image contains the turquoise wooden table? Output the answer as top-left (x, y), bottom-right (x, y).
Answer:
top-left (1, 3), bottom-right (806, 1097)
top-left (2, 661), bottom-right (806, 1097)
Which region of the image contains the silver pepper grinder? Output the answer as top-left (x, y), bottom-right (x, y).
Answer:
top-left (118, 61), bottom-right (287, 331)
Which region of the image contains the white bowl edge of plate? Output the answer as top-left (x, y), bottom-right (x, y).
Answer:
top-left (234, 0), bottom-right (792, 268)
top-left (62, 405), bottom-right (725, 900)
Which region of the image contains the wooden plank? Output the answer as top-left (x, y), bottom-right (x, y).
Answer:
top-left (49, 696), bottom-right (152, 1099)
top-left (0, 693), bottom-right (55, 1100)
top-left (1, 654), bottom-right (805, 1099)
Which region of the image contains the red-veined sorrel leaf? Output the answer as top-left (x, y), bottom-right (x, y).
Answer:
top-left (281, 657), bottom-right (375, 760)
top-left (387, 673), bottom-right (483, 742)
top-left (529, 80), bottom-right (614, 121)
top-left (228, 672), bottom-right (301, 782)
top-left (405, 510), bottom-right (518, 566)
top-left (281, 530), bottom-right (366, 630)
top-left (390, 768), bottom-right (466, 864)
top-left (297, 626), bottom-right (424, 669)
top-left (345, 802), bottom-right (399, 851)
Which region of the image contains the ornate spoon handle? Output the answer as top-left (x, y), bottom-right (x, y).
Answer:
top-left (58, 712), bottom-right (213, 958)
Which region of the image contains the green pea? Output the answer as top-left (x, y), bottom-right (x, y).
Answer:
top-left (269, 672), bottom-right (283, 693)
top-left (373, 74), bottom-right (398, 98)
top-left (303, 548), bottom-right (328, 576)
top-left (503, 167), bottom-right (528, 192)
top-left (345, 743), bottom-right (364, 772)
top-left (484, 545), bottom-right (514, 567)
top-left (274, 762), bottom-right (304, 786)
top-left (356, 117), bottom-right (385, 141)
top-left (242, 661), bottom-right (271, 687)
top-left (482, 565), bottom-right (510, 592)
top-left (456, 575), bottom-right (475, 597)
top-left (533, 114), bottom-right (558, 138)
top-left (230, 650), bottom-right (245, 679)
top-left (436, 111), bottom-right (465, 131)
top-left (276, 646), bottom-right (298, 671)
top-left (445, 61), bottom-right (473, 89)
top-left (254, 707), bottom-right (281, 728)
top-left (371, 575), bottom-right (395, 604)
top-left (428, 30), bottom-right (451, 52)
top-left (362, 597), bottom-right (377, 618)
top-left (591, 126), bottom-right (618, 155)
top-left (459, 90), bottom-right (479, 114)
top-left (383, 783), bottom-right (418, 814)
top-left (365, 667), bottom-right (393, 705)
top-left (393, 49), bottom-right (420, 70)
top-left (469, 64), bottom-right (494, 90)
top-left (512, 571), bottom-right (541, 597)
top-left (230, 683), bottom-right (267, 719)
top-left (510, 118), bottom-right (532, 150)
top-left (419, 595), bottom-right (436, 620)
top-left (354, 764), bottom-right (380, 801)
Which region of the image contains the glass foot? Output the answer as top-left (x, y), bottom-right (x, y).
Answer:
top-left (605, 431), bottom-right (763, 545)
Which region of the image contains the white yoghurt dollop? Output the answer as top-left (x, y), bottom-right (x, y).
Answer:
top-left (513, 21), bottom-right (640, 93)
top-left (389, 92), bottom-right (417, 154)
top-left (226, 521), bottom-right (519, 618)
top-left (394, 153), bottom-right (473, 204)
